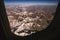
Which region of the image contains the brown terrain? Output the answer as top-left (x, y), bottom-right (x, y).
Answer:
top-left (5, 5), bottom-right (57, 36)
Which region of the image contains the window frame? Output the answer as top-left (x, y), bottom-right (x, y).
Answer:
top-left (0, 0), bottom-right (60, 40)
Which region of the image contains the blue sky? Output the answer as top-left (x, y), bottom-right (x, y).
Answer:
top-left (4, 0), bottom-right (59, 3)
top-left (4, 0), bottom-right (59, 5)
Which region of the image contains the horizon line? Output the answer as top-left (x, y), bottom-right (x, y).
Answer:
top-left (5, 2), bottom-right (58, 6)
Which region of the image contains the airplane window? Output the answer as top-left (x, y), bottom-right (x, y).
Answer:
top-left (4, 0), bottom-right (59, 36)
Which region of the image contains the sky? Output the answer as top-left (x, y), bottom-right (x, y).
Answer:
top-left (4, 0), bottom-right (59, 5)
top-left (4, 0), bottom-right (59, 3)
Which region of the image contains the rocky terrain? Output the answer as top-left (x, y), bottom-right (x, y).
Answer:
top-left (5, 5), bottom-right (57, 36)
